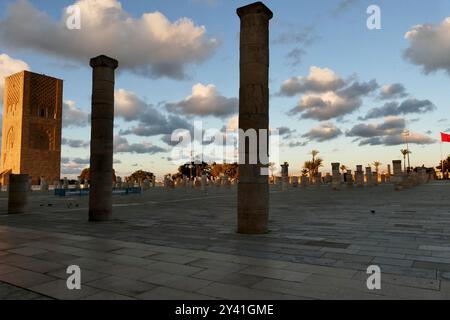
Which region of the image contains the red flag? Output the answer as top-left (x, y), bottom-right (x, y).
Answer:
top-left (442, 132), bottom-right (450, 142)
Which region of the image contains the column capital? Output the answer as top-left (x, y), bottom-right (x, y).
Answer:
top-left (90, 55), bottom-right (119, 69)
top-left (237, 2), bottom-right (273, 19)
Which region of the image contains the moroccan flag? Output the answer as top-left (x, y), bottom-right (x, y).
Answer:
top-left (442, 132), bottom-right (450, 142)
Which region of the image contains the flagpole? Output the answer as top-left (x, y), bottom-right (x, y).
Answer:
top-left (440, 140), bottom-right (444, 180)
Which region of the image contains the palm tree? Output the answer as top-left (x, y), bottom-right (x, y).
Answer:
top-left (313, 158), bottom-right (323, 175)
top-left (373, 161), bottom-right (382, 174)
top-left (310, 150), bottom-right (319, 163)
top-left (400, 149), bottom-right (411, 172)
top-left (303, 161), bottom-right (314, 177)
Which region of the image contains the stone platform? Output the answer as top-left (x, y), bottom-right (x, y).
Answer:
top-left (0, 182), bottom-right (450, 299)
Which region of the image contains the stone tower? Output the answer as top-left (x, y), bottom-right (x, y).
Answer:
top-left (0, 71), bottom-right (63, 185)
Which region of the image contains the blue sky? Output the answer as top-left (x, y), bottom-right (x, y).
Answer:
top-left (1, 0), bottom-right (450, 179)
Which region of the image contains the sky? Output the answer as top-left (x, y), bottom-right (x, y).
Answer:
top-left (1, 0), bottom-right (450, 179)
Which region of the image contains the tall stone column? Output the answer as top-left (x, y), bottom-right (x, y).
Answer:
top-left (237, 2), bottom-right (273, 234)
top-left (88, 55), bottom-right (118, 222)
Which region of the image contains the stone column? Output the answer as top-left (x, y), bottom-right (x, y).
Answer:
top-left (63, 177), bottom-right (69, 190)
top-left (88, 55), bottom-right (118, 222)
top-left (346, 170), bottom-right (353, 187)
top-left (331, 163), bottom-right (341, 190)
top-left (8, 174), bottom-right (29, 214)
top-left (291, 176), bottom-right (298, 188)
top-left (365, 167), bottom-right (373, 186)
top-left (280, 162), bottom-right (289, 192)
top-left (300, 175), bottom-right (308, 188)
top-left (237, 2), bottom-right (273, 234)
top-left (315, 172), bottom-right (322, 185)
top-left (355, 165), bottom-right (364, 187)
top-left (201, 174), bottom-right (207, 191)
top-left (40, 177), bottom-right (48, 191)
top-left (373, 172), bottom-right (379, 186)
top-left (392, 160), bottom-right (402, 184)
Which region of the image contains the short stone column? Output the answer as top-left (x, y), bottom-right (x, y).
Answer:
top-left (40, 177), bottom-right (48, 191)
top-left (392, 160), bottom-right (402, 184)
top-left (346, 170), bottom-right (353, 187)
top-left (365, 167), bottom-right (373, 186)
top-left (300, 175), bottom-right (308, 188)
top-left (315, 172), bottom-right (322, 185)
top-left (8, 174), bottom-right (29, 214)
top-left (373, 172), bottom-right (379, 186)
top-left (281, 162), bottom-right (289, 192)
top-left (201, 174), bottom-right (207, 191)
top-left (116, 176), bottom-right (122, 189)
top-left (63, 177), bottom-right (69, 190)
top-left (355, 165), bottom-right (364, 187)
top-left (88, 54), bottom-right (118, 222)
top-left (331, 163), bottom-right (341, 190)
top-left (291, 176), bottom-right (298, 188)
top-left (237, 2), bottom-right (273, 234)
top-left (143, 179), bottom-right (150, 190)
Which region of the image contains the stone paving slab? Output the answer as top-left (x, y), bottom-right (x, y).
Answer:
top-left (0, 182), bottom-right (449, 299)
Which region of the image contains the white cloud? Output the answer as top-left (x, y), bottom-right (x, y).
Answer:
top-left (302, 122), bottom-right (342, 142)
top-left (115, 89), bottom-right (146, 121)
top-left (0, 53), bottom-right (29, 103)
top-left (116, 89), bottom-right (191, 138)
top-left (62, 100), bottom-right (89, 127)
top-left (346, 116), bottom-right (436, 146)
top-left (404, 17), bottom-right (450, 75)
top-left (379, 83), bottom-right (408, 100)
top-left (226, 114), bottom-right (239, 131)
top-left (0, 0), bottom-right (219, 79)
top-left (287, 74), bottom-right (378, 121)
top-left (165, 83), bottom-right (238, 118)
top-left (114, 135), bottom-right (165, 154)
top-left (279, 66), bottom-right (345, 96)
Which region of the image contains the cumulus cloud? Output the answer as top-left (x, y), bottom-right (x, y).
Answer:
top-left (62, 138), bottom-right (89, 148)
top-left (360, 98), bottom-right (436, 120)
top-left (347, 116), bottom-right (435, 146)
top-left (62, 100), bottom-right (89, 128)
top-left (114, 135), bottom-right (165, 154)
top-left (61, 157), bottom-right (90, 175)
top-left (403, 17), bottom-right (450, 75)
top-left (116, 89), bottom-right (191, 138)
top-left (279, 66), bottom-right (346, 96)
top-left (115, 89), bottom-right (146, 121)
top-left (0, 53), bottom-right (29, 104)
top-left (226, 115), bottom-right (239, 131)
top-left (165, 83), bottom-right (237, 118)
top-left (379, 83), bottom-right (408, 100)
top-left (0, 0), bottom-right (219, 79)
top-left (302, 122), bottom-right (342, 142)
top-left (289, 80), bottom-right (378, 121)
top-left (282, 67), bottom-right (378, 121)
top-left (277, 126), bottom-right (296, 138)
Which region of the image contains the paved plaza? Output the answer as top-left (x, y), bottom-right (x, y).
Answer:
top-left (0, 182), bottom-right (450, 299)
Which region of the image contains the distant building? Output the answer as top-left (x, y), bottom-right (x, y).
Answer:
top-left (0, 71), bottom-right (63, 185)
